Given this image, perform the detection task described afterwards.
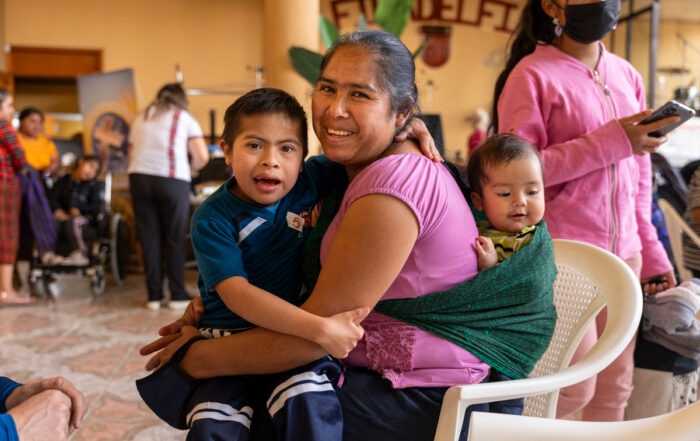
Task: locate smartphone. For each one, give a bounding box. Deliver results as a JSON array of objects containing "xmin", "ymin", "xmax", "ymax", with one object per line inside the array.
[{"xmin": 639, "ymin": 100, "xmax": 696, "ymax": 137}]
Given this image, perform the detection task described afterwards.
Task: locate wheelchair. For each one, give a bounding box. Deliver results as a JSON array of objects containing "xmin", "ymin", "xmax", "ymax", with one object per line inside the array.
[{"xmin": 29, "ymin": 173, "xmax": 132, "ymax": 297}]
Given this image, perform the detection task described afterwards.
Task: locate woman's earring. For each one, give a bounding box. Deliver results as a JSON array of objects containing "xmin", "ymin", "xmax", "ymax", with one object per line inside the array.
[{"xmin": 553, "ymin": 17, "xmax": 563, "ymax": 37}]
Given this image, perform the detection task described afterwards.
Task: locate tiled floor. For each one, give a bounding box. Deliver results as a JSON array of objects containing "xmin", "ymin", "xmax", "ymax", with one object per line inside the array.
[{"xmin": 0, "ymin": 269, "xmax": 195, "ymax": 440}]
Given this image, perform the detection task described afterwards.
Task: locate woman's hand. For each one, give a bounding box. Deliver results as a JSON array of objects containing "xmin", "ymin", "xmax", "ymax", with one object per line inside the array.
[
  {"xmin": 394, "ymin": 118, "xmax": 443, "ymax": 162},
  {"xmin": 618, "ymin": 110, "xmax": 679, "ymax": 156},
  {"xmin": 641, "ymin": 270, "xmax": 677, "ymax": 295}
]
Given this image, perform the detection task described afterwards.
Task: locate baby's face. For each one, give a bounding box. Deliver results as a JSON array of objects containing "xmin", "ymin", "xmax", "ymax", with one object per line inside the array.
[
  {"xmin": 225, "ymin": 113, "xmax": 304, "ymax": 207},
  {"xmin": 474, "ymin": 155, "xmax": 545, "ymax": 233}
]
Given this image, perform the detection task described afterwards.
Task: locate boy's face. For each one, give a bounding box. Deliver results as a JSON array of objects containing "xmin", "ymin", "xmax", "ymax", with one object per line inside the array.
[
  {"xmin": 76, "ymin": 160, "xmax": 99, "ymax": 181},
  {"xmin": 471, "ymin": 155, "xmax": 545, "ymax": 233},
  {"xmin": 223, "ymin": 113, "xmax": 304, "ymax": 207}
]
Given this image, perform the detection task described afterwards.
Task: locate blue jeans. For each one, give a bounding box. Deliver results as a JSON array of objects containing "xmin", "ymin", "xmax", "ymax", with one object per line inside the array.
[
  {"xmin": 336, "ymin": 367, "xmax": 489, "ymax": 441},
  {"xmin": 487, "ymin": 369, "xmax": 525, "ymax": 415}
]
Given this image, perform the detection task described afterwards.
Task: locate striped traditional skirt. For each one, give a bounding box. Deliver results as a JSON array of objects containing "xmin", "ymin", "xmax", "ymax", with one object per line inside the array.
[{"xmin": 0, "ymin": 177, "xmax": 21, "ymax": 264}]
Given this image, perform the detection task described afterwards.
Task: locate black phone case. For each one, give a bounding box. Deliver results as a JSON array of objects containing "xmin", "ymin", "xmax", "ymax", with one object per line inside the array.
[{"xmin": 641, "ymin": 100, "xmax": 696, "ymax": 137}]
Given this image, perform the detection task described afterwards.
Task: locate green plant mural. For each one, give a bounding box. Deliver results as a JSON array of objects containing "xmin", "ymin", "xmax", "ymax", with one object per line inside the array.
[{"xmin": 288, "ymin": 0, "xmax": 422, "ymax": 85}]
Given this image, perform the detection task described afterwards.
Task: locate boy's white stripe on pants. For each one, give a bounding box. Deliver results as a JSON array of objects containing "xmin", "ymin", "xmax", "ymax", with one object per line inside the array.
[
  {"xmin": 267, "ymin": 371, "xmax": 336, "ymax": 417},
  {"xmin": 186, "ymin": 402, "xmax": 253, "ymax": 428},
  {"xmin": 184, "ymin": 356, "xmax": 343, "ymax": 441}
]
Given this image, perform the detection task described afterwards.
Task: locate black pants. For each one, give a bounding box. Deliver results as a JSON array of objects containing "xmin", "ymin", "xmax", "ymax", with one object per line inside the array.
[{"xmin": 129, "ymin": 173, "xmax": 191, "ymax": 302}]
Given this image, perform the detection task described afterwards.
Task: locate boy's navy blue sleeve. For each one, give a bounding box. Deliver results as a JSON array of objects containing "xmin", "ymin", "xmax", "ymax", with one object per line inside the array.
[
  {"xmin": 0, "ymin": 377, "xmax": 21, "ymax": 441},
  {"xmin": 0, "ymin": 415, "xmax": 18, "ymax": 441},
  {"xmin": 0, "ymin": 377, "xmax": 20, "ymax": 413}
]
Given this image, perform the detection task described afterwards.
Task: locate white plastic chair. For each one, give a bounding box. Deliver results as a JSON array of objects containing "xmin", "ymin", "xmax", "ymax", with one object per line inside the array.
[
  {"xmin": 433, "ymin": 239, "xmax": 643, "ymax": 441},
  {"xmin": 467, "ymin": 399, "xmax": 700, "ymax": 441},
  {"xmin": 658, "ymin": 198, "xmax": 700, "ymax": 281}
]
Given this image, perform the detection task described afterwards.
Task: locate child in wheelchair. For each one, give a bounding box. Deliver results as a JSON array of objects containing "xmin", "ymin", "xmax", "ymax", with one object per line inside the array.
[{"xmin": 44, "ymin": 155, "xmax": 103, "ymax": 266}]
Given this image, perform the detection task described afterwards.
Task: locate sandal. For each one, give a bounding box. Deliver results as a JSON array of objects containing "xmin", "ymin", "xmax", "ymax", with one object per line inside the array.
[{"xmin": 0, "ymin": 291, "xmax": 36, "ymax": 306}]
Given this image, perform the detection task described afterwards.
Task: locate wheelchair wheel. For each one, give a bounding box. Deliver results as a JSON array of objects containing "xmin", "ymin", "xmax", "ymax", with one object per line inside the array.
[{"xmin": 109, "ymin": 213, "xmax": 131, "ymax": 285}]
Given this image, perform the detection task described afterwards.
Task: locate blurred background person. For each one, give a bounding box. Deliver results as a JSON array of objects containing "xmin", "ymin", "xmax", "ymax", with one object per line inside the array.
[
  {"xmin": 0, "ymin": 89, "xmax": 33, "ymax": 305},
  {"xmin": 127, "ymin": 82, "xmax": 209, "ymax": 310},
  {"xmin": 16, "ymin": 107, "xmax": 59, "ymax": 187}
]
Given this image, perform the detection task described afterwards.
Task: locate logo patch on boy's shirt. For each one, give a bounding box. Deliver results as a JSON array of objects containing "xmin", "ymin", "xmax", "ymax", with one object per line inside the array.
[{"xmin": 286, "ymin": 211, "xmax": 305, "ymax": 233}]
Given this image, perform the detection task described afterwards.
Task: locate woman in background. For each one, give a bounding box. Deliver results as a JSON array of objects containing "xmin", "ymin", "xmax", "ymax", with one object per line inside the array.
[
  {"xmin": 128, "ymin": 83, "xmax": 209, "ymax": 310},
  {"xmin": 0, "ymin": 89, "xmax": 33, "ymax": 305},
  {"xmin": 16, "ymin": 107, "xmax": 60, "ymax": 185}
]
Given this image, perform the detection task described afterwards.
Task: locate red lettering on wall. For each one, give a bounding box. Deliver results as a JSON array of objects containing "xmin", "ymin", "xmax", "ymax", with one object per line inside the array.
[{"xmin": 329, "ymin": 0, "xmax": 522, "ymax": 34}]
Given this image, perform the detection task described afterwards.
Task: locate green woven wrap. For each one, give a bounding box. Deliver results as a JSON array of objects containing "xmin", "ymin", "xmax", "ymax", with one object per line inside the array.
[
  {"xmin": 302, "ymin": 181, "xmax": 557, "ymax": 380},
  {"xmin": 374, "ymin": 221, "xmax": 557, "ymax": 380}
]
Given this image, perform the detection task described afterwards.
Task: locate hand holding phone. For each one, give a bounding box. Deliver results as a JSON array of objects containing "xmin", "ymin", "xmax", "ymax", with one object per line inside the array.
[{"xmin": 639, "ymin": 100, "xmax": 696, "ymax": 137}]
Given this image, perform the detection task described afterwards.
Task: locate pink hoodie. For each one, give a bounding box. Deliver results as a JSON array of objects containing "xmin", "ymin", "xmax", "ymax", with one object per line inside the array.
[{"xmin": 498, "ymin": 43, "xmax": 672, "ymax": 278}]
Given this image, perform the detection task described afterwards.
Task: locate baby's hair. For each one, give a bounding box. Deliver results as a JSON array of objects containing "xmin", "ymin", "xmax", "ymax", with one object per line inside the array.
[
  {"xmin": 221, "ymin": 87, "xmax": 308, "ymax": 158},
  {"xmin": 467, "ymin": 133, "xmax": 542, "ymax": 195}
]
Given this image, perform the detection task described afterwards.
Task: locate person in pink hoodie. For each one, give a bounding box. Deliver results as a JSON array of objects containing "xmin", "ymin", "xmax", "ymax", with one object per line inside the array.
[{"xmin": 492, "ymin": 0, "xmax": 678, "ymax": 423}]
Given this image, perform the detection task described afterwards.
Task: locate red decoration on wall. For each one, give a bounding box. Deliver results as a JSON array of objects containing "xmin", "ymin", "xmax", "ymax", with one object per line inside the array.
[
  {"xmin": 421, "ymin": 25, "xmax": 452, "ymax": 67},
  {"xmin": 329, "ymin": 0, "xmax": 521, "ymax": 34}
]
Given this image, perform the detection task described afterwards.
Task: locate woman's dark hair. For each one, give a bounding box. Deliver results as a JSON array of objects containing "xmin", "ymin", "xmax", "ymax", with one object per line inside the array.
[
  {"xmin": 146, "ymin": 82, "xmax": 188, "ymax": 120},
  {"xmin": 221, "ymin": 87, "xmax": 309, "ymax": 158},
  {"xmin": 491, "ymin": 0, "xmax": 557, "ymax": 132},
  {"xmin": 319, "ymin": 30, "xmax": 419, "ymax": 121},
  {"xmin": 467, "ymin": 133, "xmax": 542, "ymax": 196},
  {"xmin": 19, "ymin": 107, "xmax": 44, "ymax": 122}
]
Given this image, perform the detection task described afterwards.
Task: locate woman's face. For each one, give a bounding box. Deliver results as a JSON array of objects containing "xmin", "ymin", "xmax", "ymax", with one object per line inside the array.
[
  {"xmin": 0, "ymin": 95, "xmax": 15, "ymax": 122},
  {"xmin": 19, "ymin": 112, "xmax": 43, "ymax": 138},
  {"xmin": 312, "ymin": 46, "xmax": 407, "ymax": 176}
]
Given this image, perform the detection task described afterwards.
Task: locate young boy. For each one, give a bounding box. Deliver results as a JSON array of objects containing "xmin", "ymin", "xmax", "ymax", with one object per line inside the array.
[
  {"xmin": 184, "ymin": 88, "xmax": 366, "ymax": 440},
  {"xmin": 466, "ymin": 133, "xmax": 546, "ymax": 415}
]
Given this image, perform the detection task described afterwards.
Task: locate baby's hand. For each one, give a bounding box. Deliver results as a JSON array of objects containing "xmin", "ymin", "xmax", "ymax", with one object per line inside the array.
[
  {"xmin": 474, "ymin": 236, "xmax": 498, "ymax": 270},
  {"xmin": 317, "ymin": 307, "xmax": 369, "ymax": 359}
]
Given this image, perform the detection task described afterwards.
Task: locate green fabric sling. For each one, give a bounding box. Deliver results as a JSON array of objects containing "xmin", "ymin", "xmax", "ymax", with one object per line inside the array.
[
  {"xmin": 302, "ymin": 174, "xmax": 557, "ymax": 380},
  {"xmin": 374, "ymin": 221, "xmax": 557, "ymax": 380}
]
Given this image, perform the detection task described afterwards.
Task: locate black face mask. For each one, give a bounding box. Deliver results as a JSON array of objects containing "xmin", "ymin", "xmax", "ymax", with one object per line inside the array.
[{"xmin": 564, "ymin": 0, "xmax": 621, "ymax": 44}]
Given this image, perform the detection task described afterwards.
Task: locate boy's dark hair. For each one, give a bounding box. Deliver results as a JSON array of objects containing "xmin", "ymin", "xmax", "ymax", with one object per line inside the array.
[
  {"xmin": 467, "ymin": 133, "xmax": 542, "ymax": 196},
  {"xmin": 77, "ymin": 154, "xmax": 102, "ymax": 174},
  {"xmin": 221, "ymin": 88, "xmax": 308, "ymax": 158}
]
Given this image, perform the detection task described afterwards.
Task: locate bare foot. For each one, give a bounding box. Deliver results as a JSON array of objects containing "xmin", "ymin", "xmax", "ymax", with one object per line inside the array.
[{"xmin": 0, "ymin": 291, "xmax": 36, "ymax": 306}]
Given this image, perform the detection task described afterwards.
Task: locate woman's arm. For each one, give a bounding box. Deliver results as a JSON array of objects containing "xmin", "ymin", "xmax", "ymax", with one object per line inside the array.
[
  {"xmin": 152, "ymin": 193, "xmax": 419, "ymax": 378},
  {"xmin": 187, "ymin": 137, "xmax": 209, "ymax": 174}
]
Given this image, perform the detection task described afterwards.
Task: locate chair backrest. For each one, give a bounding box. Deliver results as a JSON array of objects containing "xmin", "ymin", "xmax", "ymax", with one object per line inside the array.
[
  {"xmin": 658, "ymin": 198, "xmax": 700, "ymax": 281},
  {"xmin": 434, "ymin": 239, "xmax": 642, "ymax": 441},
  {"xmin": 467, "ymin": 399, "xmax": 700, "ymax": 441}
]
